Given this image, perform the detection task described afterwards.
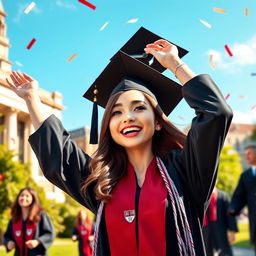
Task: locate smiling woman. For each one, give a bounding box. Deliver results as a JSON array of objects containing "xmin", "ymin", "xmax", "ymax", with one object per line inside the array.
[{"xmin": 5, "ymin": 27, "xmax": 233, "ymax": 256}]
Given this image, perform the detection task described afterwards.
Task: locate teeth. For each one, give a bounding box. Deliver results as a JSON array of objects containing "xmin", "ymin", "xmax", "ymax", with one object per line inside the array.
[{"xmin": 123, "ymin": 127, "xmax": 141, "ymax": 134}]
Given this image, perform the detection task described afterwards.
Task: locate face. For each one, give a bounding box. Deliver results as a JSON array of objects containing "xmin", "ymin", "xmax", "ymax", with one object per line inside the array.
[
  {"xmin": 79, "ymin": 210, "xmax": 87, "ymax": 220},
  {"xmin": 18, "ymin": 189, "xmax": 33, "ymax": 208},
  {"xmin": 109, "ymin": 90, "xmax": 161, "ymax": 151},
  {"xmin": 244, "ymin": 148, "xmax": 256, "ymax": 165}
]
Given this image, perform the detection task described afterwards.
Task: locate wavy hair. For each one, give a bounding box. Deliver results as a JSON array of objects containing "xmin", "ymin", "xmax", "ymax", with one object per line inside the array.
[
  {"xmin": 11, "ymin": 187, "xmax": 42, "ymax": 223},
  {"xmin": 82, "ymin": 91, "xmax": 186, "ymax": 202}
]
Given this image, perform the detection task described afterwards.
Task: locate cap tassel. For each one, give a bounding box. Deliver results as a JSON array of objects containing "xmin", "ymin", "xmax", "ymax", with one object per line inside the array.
[{"xmin": 90, "ymin": 87, "xmax": 98, "ymax": 144}]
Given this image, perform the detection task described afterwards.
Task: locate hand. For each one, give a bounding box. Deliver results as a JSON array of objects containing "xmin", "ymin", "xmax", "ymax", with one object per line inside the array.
[
  {"xmin": 72, "ymin": 235, "xmax": 78, "ymax": 241},
  {"xmin": 6, "ymin": 71, "xmax": 39, "ymax": 100},
  {"xmin": 228, "ymin": 231, "xmax": 236, "ymax": 244},
  {"xmin": 88, "ymin": 235, "xmax": 94, "ymax": 241},
  {"xmin": 144, "ymin": 39, "xmax": 181, "ymax": 71},
  {"xmin": 7, "ymin": 241, "xmax": 16, "ymax": 250},
  {"xmin": 25, "ymin": 239, "xmax": 40, "ymax": 249}
]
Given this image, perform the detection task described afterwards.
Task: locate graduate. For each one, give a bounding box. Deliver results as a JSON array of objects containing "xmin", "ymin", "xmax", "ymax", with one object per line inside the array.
[
  {"xmin": 6, "ymin": 27, "xmax": 233, "ymax": 256},
  {"xmin": 72, "ymin": 210, "xmax": 94, "ymax": 256},
  {"xmin": 4, "ymin": 187, "xmax": 55, "ymax": 256}
]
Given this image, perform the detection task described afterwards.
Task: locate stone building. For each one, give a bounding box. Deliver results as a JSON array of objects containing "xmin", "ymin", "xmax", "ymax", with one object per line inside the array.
[{"xmin": 0, "ymin": 0, "xmax": 65, "ymax": 202}]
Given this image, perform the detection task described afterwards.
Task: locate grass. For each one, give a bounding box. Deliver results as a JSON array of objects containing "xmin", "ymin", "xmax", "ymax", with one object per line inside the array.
[
  {"xmin": 0, "ymin": 224, "xmax": 253, "ymax": 255},
  {"xmin": 0, "ymin": 238, "xmax": 78, "ymax": 256}
]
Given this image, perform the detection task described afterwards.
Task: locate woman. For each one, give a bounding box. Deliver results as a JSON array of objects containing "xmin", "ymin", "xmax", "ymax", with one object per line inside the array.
[
  {"xmin": 4, "ymin": 187, "xmax": 55, "ymax": 256},
  {"xmin": 72, "ymin": 210, "xmax": 94, "ymax": 256},
  {"xmin": 6, "ymin": 38, "xmax": 233, "ymax": 255}
]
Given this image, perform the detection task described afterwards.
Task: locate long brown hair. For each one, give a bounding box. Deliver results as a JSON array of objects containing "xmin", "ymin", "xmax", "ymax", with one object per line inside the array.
[
  {"xmin": 82, "ymin": 91, "xmax": 186, "ymax": 202},
  {"xmin": 11, "ymin": 187, "xmax": 42, "ymax": 223},
  {"xmin": 75, "ymin": 210, "xmax": 91, "ymax": 227}
]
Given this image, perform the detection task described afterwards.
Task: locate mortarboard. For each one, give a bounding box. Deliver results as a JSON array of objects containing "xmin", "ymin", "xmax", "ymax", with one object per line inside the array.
[
  {"xmin": 113, "ymin": 27, "xmax": 188, "ymax": 73},
  {"xmin": 84, "ymin": 27, "xmax": 188, "ymax": 144}
]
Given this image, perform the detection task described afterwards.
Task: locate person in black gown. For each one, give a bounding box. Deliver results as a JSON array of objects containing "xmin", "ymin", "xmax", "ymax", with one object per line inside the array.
[{"xmin": 5, "ymin": 28, "xmax": 233, "ymax": 256}]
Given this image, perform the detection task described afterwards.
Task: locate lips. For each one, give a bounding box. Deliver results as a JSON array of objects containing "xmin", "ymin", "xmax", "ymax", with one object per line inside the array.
[{"xmin": 121, "ymin": 125, "xmax": 142, "ymax": 137}]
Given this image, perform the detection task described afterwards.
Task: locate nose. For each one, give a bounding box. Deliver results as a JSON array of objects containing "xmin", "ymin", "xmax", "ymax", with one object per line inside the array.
[{"xmin": 123, "ymin": 111, "xmax": 135, "ymax": 123}]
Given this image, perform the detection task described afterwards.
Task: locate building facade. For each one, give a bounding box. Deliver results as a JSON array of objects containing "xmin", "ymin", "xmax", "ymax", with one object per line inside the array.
[{"xmin": 0, "ymin": 0, "xmax": 65, "ymax": 202}]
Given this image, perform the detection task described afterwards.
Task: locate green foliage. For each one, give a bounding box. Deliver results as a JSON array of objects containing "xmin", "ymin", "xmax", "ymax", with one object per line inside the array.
[
  {"xmin": 216, "ymin": 145, "xmax": 243, "ymax": 196},
  {"xmin": 250, "ymin": 125, "xmax": 256, "ymax": 141},
  {"xmin": 0, "ymin": 144, "xmax": 30, "ymax": 231}
]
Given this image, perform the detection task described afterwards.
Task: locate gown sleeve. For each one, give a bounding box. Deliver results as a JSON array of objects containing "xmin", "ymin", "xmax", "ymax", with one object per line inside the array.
[
  {"xmin": 3, "ymin": 220, "xmax": 15, "ymax": 252},
  {"xmin": 174, "ymin": 74, "xmax": 233, "ymax": 215},
  {"xmin": 28, "ymin": 115, "xmax": 98, "ymax": 213},
  {"xmin": 37, "ymin": 211, "xmax": 56, "ymax": 250}
]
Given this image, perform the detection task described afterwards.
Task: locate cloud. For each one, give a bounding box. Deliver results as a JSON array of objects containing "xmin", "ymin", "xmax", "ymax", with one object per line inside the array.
[
  {"xmin": 207, "ymin": 34, "xmax": 256, "ymax": 72},
  {"xmin": 55, "ymin": 0, "xmax": 76, "ymax": 10},
  {"xmin": 232, "ymin": 110, "xmax": 256, "ymax": 124},
  {"xmin": 13, "ymin": 2, "xmax": 41, "ymax": 23}
]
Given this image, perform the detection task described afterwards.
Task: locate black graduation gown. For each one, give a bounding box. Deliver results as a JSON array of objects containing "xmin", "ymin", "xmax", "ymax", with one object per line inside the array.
[
  {"xmin": 229, "ymin": 167, "xmax": 256, "ymax": 244},
  {"xmin": 28, "ymin": 74, "xmax": 233, "ymax": 256},
  {"xmin": 4, "ymin": 211, "xmax": 55, "ymax": 256},
  {"xmin": 203, "ymin": 190, "xmax": 238, "ymax": 256}
]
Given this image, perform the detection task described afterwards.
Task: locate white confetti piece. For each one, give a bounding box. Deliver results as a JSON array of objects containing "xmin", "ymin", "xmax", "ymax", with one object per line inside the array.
[
  {"xmin": 15, "ymin": 61, "xmax": 23, "ymax": 67},
  {"xmin": 126, "ymin": 18, "xmax": 139, "ymax": 24},
  {"xmin": 99, "ymin": 22, "xmax": 109, "ymax": 31},
  {"xmin": 199, "ymin": 19, "xmax": 212, "ymax": 28},
  {"xmin": 24, "ymin": 2, "xmax": 36, "ymax": 14}
]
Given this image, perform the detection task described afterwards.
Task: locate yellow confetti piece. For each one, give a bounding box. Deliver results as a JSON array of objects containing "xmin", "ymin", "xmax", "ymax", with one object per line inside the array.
[
  {"xmin": 24, "ymin": 2, "xmax": 36, "ymax": 14},
  {"xmin": 245, "ymin": 8, "xmax": 249, "ymax": 16},
  {"xmin": 67, "ymin": 53, "xmax": 77, "ymax": 62},
  {"xmin": 213, "ymin": 7, "xmax": 226, "ymax": 14},
  {"xmin": 209, "ymin": 55, "xmax": 216, "ymax": 70}
]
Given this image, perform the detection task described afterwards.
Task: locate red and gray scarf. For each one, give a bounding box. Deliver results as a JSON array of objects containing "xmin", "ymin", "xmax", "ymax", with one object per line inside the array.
[{"xmin": 93, "ymin": 157, "xmax": 196, "ymax": 256}]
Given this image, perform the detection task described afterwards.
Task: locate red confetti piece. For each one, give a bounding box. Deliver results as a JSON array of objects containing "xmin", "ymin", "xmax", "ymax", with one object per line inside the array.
[
  {"xmin": 224, "ymin": 45, "xmax": 233, "ymax": 57},
  {"xmin": 0, "ymin": 173, "xmax": 5, "ymax": 181},
  {"xmin": 78, "ymin": 0, "xmax": 96, "ymax": 10},
  {"xmin": 26, "ymin": 38, "xmax": 36, "ymax": 49},
  {"xmin": 225, "ymin": 93, "xmax": 230, "ymax": 100}
]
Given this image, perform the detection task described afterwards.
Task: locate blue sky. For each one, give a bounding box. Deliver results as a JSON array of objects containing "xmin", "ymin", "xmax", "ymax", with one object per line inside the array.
[{"xmin": 3, "ymin": 0, "xmax": 256, "ymax": 131}]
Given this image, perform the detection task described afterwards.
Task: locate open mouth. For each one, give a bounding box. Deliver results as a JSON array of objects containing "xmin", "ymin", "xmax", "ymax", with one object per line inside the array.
[{"xmin": 121, "ymin": 126, "xmax": 142, "ymax": 136}]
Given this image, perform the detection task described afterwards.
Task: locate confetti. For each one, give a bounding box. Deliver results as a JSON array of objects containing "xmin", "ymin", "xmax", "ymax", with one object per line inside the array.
[
  {"xmin": 245, "ymin": 8, "xmax": 249, "ymax": 17},
  {"xmin": 251, "ymin": 73, "xmax": 256, "ymax": 76},
  {"xmin": 15, "ymin": 61, "xmax": 23, "ymax": 67},
  {"xmin": 67, "ymin": 53, "xmax": 77, "ymax": 62},
  {"xmin": 225, "ymin": 93, "xmax": 230, "ymax": 100},
  {"xmin": 239, "ymin": 95, "xmax": 248, "ymax": 100},
  {"xmin": 209, "ymin": 55, "xmax": 215, "ymax": 70},
  {"xmin": 100, "ymin": 22, "xmax": 109, "ymax": 31},
  {"xmin": 126, "ymin": 18, "xmax": 139, "ymax": 24},
  {"xmin": 26, "ymin": 38, "xmax": 36, "ymax": 50},
  {"xmin": 213, "ymin": 8, "xmax": 226, "ymax": 14},
  {"xmin": 78, "ymin": 0, "xmax": 96, "ymax": 10},
  {"xmin": 199, "ymin": 19, "xmax": 212, "ymax": 28},
  {"xmin": 251, "ymin": 105, "xmax": 256, "ymax": 110},
  {"xmin": 224, "ymin": 44, "xmax": 233, "ymax": 57},
  {"xmin": 24, "ymin": 2, "xmax": 36, "ymax": 14}
]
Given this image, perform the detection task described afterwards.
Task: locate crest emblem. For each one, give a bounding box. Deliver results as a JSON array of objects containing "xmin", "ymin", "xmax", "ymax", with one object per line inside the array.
[
  {"xmin": 124, "ymin": 209, "xmax": 135, "ymax": 223},
  {"xmin": 15, "ymin": 231, "xmax": 21, "ymax": 237},
  {"xmin": 26, "ymin": 229, "xmax": 32, "ymax": 236},
  {"xmin": 81, "ymin": 230, "xmax": 87, "ymax": 236}
]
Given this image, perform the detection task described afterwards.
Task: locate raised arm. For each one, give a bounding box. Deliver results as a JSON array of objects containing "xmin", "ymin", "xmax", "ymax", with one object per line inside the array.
[{"xmin": 6, "ymin": 71, "xmax": 49, "ymax": 130}]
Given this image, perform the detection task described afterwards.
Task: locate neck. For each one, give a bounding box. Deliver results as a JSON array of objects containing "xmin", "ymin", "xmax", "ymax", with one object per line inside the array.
[
  {"xmin": 21, "ymin": 207, "xmax": 30, "ymax": 221},
  {"xmin": 126, "ymin": 146, "xmax": 154, "ymax": 187}
]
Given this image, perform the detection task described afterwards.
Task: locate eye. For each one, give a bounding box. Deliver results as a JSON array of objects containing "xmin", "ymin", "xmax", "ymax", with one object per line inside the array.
[
  {"xmin": 111, "ymin": 110, "xmax": 122, "ymax": 116},
  {"xmin": 134, "ymin": 105, "xmax": 146, "ymax": 111}
]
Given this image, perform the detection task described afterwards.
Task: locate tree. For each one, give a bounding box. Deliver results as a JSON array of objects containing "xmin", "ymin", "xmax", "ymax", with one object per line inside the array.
[
  {"xmin": 216, "ymin": 145, "xmax": 243, "ymax": 196},
  {"xmin": 250, "ymin": 125, "xmax": 256, "ymax": 141}
]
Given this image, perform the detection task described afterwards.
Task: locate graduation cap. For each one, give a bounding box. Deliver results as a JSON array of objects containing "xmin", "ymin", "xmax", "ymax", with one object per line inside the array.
[
  {"xmin": 113, "ymin": 27, "xmax": 188, "ymax": 73},
  {"xmin": 84, "ymin": 27, "xmax": 188, "ymax": 144}
]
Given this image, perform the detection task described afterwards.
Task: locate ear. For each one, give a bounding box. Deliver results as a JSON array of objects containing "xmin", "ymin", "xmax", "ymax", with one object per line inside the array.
[{"xmin": 155, "ymin": 121, "xmax": 162, "ymax": 131}]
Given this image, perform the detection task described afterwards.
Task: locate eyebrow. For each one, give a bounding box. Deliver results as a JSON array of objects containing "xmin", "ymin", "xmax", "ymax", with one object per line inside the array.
[{"xmin": 113, "ymin": 100, "xmax": 148, "ymax": 108}]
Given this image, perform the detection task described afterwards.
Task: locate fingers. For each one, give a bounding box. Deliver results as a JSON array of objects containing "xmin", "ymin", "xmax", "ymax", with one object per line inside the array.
[
  {"xmin": 150, "ymin": 39, "xmax": 170, "ymax": 48},
  {"xmin": 6, "ymin": 77, "xmax": 17, "ymax": 90},
  {"xmin": 23, "ymin": 73, "xmax": 34, "ymax": 82}
]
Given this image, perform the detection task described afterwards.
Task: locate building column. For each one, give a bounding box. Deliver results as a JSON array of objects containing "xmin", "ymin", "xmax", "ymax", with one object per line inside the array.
[{"xmin": 4, "ymin": 107, "xmax": 17, "ymax": 151}]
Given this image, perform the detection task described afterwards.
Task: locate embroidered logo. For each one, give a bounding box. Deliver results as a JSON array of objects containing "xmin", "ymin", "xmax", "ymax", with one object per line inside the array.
[
  {"xmin": 26, "ymin": 229, "xmax": 32, "ymax": 236},
  {"xmin": 124, "ymin": 210, "xmax": 135, "ymax": 223},
  {"xmin": 81, "ymin": 230, "xmax": 87, "ymax": 236},
  {"xmin": 15, "ymin": 231, "xmax": 21, "ymax": 237}
]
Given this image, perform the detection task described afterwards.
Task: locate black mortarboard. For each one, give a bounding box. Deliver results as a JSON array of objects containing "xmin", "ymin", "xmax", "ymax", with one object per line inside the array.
[
  {"xmin": 112, "ymin": 27, "xmax": 188, "ymax": 73},
  {"xmin": 84, "ymin": 51, "xmax": 184, "ymax": 144}
]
